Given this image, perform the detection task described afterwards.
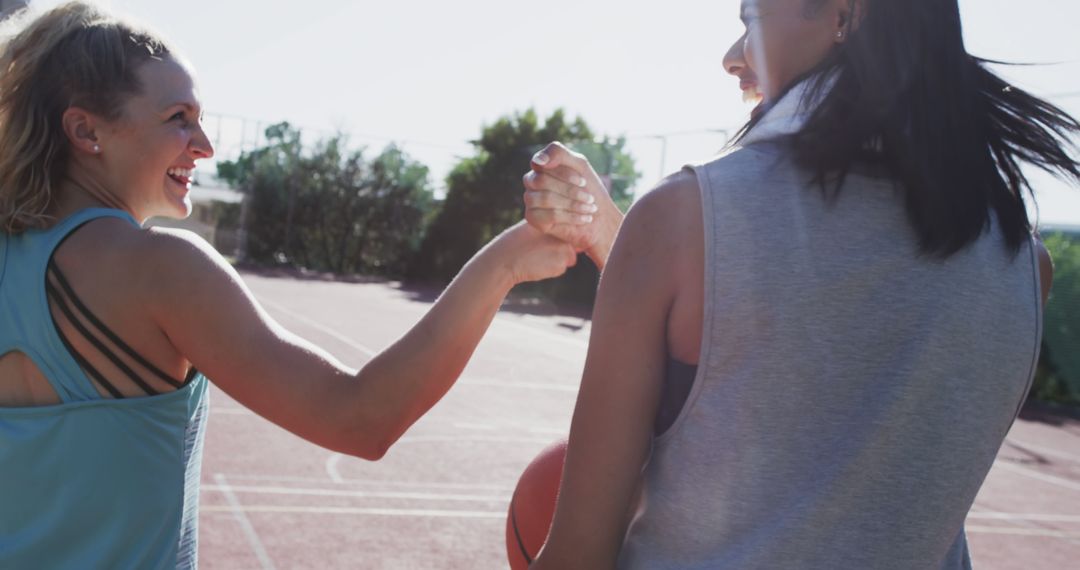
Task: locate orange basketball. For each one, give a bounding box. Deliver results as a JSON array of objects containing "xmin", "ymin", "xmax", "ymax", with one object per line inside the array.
[{"xmin": 505, "ymin": 438, "xmax": 567, "ymax": 569}]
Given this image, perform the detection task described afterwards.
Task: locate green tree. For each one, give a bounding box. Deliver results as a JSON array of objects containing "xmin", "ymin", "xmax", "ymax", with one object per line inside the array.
[
  {"xmin": 218, "ymin": 123, "xmax": 434, "ymax": 276},
  {"xmin": 1035, "ymin": 233, "xmax": 1080, "ymax": 405},
  {"xmin": 410, "ymin": 109, "xmax": 639, "ymax": 307}
]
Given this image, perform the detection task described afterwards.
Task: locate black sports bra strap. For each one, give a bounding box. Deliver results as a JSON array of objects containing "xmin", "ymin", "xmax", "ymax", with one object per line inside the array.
[
  {"xmin": 48, "ymin": 259, "xmax": 183, "ymax": 389},
  {"xmin": 45, "ymin": 285, "xmax": 125, "ymax": 399},
  {"xmin": 46, "ymin": 273, "xmax": 161, "ymax": 397}
]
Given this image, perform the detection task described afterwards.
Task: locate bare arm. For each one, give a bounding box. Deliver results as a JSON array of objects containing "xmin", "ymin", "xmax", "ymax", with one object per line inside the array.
[
  {"xmin": 531, "ymin": 177, "xmax": 698, "ymax": 569},
  {"xmin": 146, "ymin": 222, "xmax": 576, "ymax": 460}
]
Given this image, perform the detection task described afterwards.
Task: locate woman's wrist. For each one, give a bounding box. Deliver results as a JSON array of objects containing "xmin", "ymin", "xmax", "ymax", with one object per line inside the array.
[
  {"xmin": 471, "ymin": 235, "xmax": 521, "ymax": 291},
  {"xmin": 587, "ymin": 202, "xmax": 624, "ymax": 270}
]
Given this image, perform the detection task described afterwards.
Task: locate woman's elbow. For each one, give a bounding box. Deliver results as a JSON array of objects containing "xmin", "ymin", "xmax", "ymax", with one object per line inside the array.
[{"xmin": 332, "ymin": 410, "xmax": 408, "ymax": 461}]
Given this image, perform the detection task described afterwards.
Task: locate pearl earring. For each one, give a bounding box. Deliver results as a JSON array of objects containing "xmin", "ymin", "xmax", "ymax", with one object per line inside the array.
[
  {"xmin": 837, "ymin": 31, "xmax": 844, "ymax": 40},
  {"xmin": 92, "ymin": 144, "xmax": 100, "ymax": 153}
]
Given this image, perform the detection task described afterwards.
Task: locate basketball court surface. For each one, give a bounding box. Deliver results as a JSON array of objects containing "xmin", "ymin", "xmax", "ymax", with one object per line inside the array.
[{"xmin": 197, "ymin": 271, "xmax": 1080, "ymax": 569}]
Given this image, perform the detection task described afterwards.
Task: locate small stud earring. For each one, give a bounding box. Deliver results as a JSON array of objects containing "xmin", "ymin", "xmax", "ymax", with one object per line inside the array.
[
  {"xmin": 92, "ymin": 144, "xmax": 100, "ymax": 153},
  {"xmin": 837, "ymin": 31, "xmax": 844, "ymax": 40}
]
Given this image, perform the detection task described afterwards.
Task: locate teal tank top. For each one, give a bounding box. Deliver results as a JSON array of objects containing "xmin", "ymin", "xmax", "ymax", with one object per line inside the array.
[{"xmin": 0, "ymin": 208, "xmax": 209, "ymax": 569}]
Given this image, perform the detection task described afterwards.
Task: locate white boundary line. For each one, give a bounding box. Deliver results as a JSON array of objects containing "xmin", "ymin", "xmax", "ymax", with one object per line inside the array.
[
  {"xmin": 1007, "ymin": 438, "xmax": 1080, "ymax": 465},
  {"xmin": 260, "ymin": 298, "xmax": 378, "ymax": 357},
  {"xmin": 396, "ymin": 435, "xmax": 557, "ymax": 445},
  {"xmin": 966, "ymin": 525, "xmax": 1080, "ymax": 539},
  {"xmin": 214, "ymin": 473, "xmax": 277, "ymax": 570},
  {"xmin": 202, "ymin": 505, "xmax": 504, "ymax": 519},
  {"xmin": 459, "ymin": 378, "xmax": 578, "ymax": 393},
  {"xmin": 221, "ymin": 473, "xmax": 515, "ymax": 491},
  {"xmin": 968, "ymin": 512, "xmax": 1080, "ymax": 523},
  {"xmin": 492, "ymin": 315, "xmax": 590, "ymax": 350},
  {"xmin": 202, "ymin": 483, "xmax": 509, "ymax": 503},
  {"xmin": 993, "ymin": 460, "xmax": 1080, "ymax": 493},
  {"xmin": 325, "ymin": 454, "xmax": 345, "ymax": 484},
  {"xmin": 262, "ymin": 297, "xmax": 590, "ymax": 358}
]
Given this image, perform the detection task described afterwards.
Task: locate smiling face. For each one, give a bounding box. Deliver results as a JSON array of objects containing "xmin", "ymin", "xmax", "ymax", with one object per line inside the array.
[
  {"xmin": 723, "ymin": 0, "xmax": 846, "ymax": 105},
  {"xmin": 95, "ymin": 56, "xmax": 214, "ymax": 221}
]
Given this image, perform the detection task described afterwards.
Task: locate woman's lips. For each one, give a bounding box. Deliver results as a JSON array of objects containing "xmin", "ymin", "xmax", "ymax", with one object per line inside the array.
[
  {"xmin": 740, "ymin": 80, "xmax": 763, "ymax": 104},
  {"xmin": 740, "ymin": 80, "xmax": 758, "ymax": 91}
]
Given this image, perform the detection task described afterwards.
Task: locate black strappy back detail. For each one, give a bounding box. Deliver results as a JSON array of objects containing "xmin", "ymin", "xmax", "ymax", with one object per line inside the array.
[{"xmin": 45, "ymin": 258, "xmax": 195, "ymax": 399}]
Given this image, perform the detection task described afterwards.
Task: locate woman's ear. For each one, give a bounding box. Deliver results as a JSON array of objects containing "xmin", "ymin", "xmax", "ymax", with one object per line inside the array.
[
  {"xmin": 836, "ymin": 0, "xmax": 866, "ymax": 37},
  {"xmin": 61, "ymin": 107, "xmax": 103, "ymax": 155}
]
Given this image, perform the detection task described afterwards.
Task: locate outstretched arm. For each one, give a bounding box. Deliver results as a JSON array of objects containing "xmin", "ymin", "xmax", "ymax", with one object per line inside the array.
[{"xmin": 147, "ymin": 222, "xmax": 576, "ymax": 459}]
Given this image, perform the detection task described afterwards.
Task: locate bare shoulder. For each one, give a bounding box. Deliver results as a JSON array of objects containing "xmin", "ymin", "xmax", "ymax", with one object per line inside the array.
[
  {"xmin": 631, "ymin": 169, "xmax": 701, "ymax": 219},
  {"xmin": 125, "ymin": 225, "xmax": 243, "ymax": 312},
  {"xmin": 58, "ymin": 218, "xmax": 224, "ymax": 276},
  {"xmin": 614, "ymin": 169, "xmax": 703, "ymax": 277},
  {"xmin": 621, "ymin": 169, "xmax": 701, "ymax": 247},
  {"xmin": 137, "ymin": 226, "xmax": 229, "ymax": 272}
]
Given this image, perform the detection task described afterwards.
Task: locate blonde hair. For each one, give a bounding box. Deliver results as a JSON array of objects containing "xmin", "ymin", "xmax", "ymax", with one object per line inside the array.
[{"xmin": 0, "ymin": 1, "xmax": 171, "ymax": 233}]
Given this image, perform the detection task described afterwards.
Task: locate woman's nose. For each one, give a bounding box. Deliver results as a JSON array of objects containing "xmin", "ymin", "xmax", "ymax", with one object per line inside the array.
[
  {"xmin": 190, "ymin": 125, "xmax": 215, "ymax": 160},
  {"xmin": 723, "ymin": 34, "xmax": 747, "ymax": 76}
]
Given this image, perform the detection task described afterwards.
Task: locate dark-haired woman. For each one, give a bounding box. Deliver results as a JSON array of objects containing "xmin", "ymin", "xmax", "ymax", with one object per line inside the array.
[
  {"xmin": 522, "ymin": 0, "xmax": 1077, "ymax": 567},
  {"xmin": 0, "ymin": 3, "xmax": 580, "ymax": 567}
]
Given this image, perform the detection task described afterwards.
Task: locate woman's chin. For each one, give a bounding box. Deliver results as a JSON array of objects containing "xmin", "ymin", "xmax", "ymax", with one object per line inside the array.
[
  {"xmin": 155, "ymin": 197, "xmax": 193, "ymax": 221},
  {"xmin": 742, "ymin": 89, "xmax": 764, "ymax": 105}
]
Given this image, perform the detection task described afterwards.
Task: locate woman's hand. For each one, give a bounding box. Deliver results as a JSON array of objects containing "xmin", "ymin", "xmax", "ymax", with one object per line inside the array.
[
  {"xmin": 485, "ymin": 220, "xmax": 579, "ymax": 286},
  {"xmin": 523, "ymin": 142, "xmax": 625, "ymax": 270}
]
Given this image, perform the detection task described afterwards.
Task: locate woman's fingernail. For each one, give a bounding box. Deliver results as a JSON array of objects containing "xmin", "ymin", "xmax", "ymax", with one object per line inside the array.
[
  {"xmin": 579, "ymin": 215, "xmax": 594, "ymax": 224},
  {"xmin": 579, "ymin": 203, "xmax": 599, "ymax": 214},
  {"xmin": 578, "ymin": 191, "xmax": 595, "ymax": 204},
  {"xmin": 533, "ymin": 152, "xmax": 550, "ymax": 165},
  {"xmin": 572, "ymin": 175, "xmax": 587, "ymax": 187}
]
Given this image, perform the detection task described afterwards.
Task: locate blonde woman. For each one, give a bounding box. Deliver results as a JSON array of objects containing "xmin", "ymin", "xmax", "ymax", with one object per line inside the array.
[{"xmin": 0, "ymin": 3, "xmax": 578, "ymax": 567}]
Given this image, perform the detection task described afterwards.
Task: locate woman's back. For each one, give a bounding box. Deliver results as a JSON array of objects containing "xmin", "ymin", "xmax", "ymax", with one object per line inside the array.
[
  {"xmin": 618, "ymin": 142, "xmax": 1042, "ymax": 569},
  {"xmin": 0, "ymin": 209, "xmax": 208, "ymax": 569}
]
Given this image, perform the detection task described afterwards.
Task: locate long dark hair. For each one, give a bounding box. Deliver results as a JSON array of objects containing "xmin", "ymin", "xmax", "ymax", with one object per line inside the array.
[{"xmin": 738, "ymin": 0, "xmax": 1080, "ymax": 258}]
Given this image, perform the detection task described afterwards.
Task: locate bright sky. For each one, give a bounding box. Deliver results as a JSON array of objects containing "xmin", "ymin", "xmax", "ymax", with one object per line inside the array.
[{"xmin": 30, "ymin": 0, "xmax": 1080, "ymax": 227}]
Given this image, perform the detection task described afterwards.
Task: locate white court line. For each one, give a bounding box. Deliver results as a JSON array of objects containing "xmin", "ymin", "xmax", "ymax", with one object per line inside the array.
[
  {"xmin": 261, "ymin": 300, "xmax": 581, "ymax": 393},
  {"xmin": 493, "ymin": 315, "xmax": 589, "ymax": 350},
  {"xmin": 326, "ymin": 436, "xmax": 554, "ymax": 482},
  {"xmin": 1007, "ymin": 438, "xmax": 1080, "ymax": 465},
  {"xmin": 260, "ymin": 298, "xmax": 378, "ymax": 357},
  {"xmin": 202, "ymin": 483, "xmax": 509, "ymax": 503},
  {"xmin": 325, "ymin": 454, "xmax": 345, "ymax": 484},
  {"xmin": 222, "ymin": 473, "xmax": 514, "ymax": 492},
  {"xmin": 450, "ymin": 422, "xmax": 565, "ymax": 435},
  {"xmin": 263, "ymin": 297, "xmax": 588, "ymax": 357},
  {"xmin": 454, "ymin": 422, "xmax": 497, "ymax": 431},
  {"xmin": 214, "ymin": 474, "xmax": 276, "ymax": 570},
  {"xmin": 968, "ymin": 513, "xmax": 1080, "ymax": 523},
  {"xmin": 212, "ymin": 407, "xmax": 253, "ymax": 416},
  {"xmin": 966, "ymin": 525, "xmax": 1080, "ymax": 539},
  {"xmin": 993, "ymin": 460, "xmax": 1080, "ymax": 493},
  {"xmin": 202, "ymin": 505, "xmax": 504, "ymax": 519},
  {"xmin": 398, "ymin": 435, "xmax": 556, "ymax": 445},
  {"xmin": 459, "ymin": 378, "xmax": 578, "ymax": 393}
]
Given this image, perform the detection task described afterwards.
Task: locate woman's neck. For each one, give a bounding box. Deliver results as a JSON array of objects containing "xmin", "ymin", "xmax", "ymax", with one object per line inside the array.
[{"xmin": 49, "ymin": 173, "xmax": 134, "ymax": 225}]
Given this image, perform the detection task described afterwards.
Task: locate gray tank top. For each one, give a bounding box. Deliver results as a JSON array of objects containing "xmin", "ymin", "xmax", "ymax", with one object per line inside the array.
[{"xmin": 617, "ymin": 141, "xmax": 1042, "ymax": 569}]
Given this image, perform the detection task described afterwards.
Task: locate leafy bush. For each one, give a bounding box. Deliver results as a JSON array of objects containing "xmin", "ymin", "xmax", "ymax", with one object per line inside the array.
[
  {"xmin": 1033, "ymin": 232, "xmax": 1080, "ymax": 406},
  {"xmin": 217, "ymin": 123, "xmax": 434, "ymax": 276},
  {"xmin": 408, "ymin": 109, "xmax": 639, "ymax": 308}
]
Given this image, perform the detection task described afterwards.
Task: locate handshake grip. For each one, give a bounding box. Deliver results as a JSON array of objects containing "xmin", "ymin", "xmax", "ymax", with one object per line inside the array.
[{"xmin": 522, "ymin": 142, "xmax": 623, "ymax": 270}]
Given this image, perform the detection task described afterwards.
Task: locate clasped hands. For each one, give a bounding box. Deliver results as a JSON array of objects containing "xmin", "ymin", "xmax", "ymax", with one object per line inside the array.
[
  {"xmin": 522, "ymin": 142, "xmax": 624, "ymax": 271},
  {"xmin": 491, "ymin": 141, "xmax": 623, "ymax": 286}
]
